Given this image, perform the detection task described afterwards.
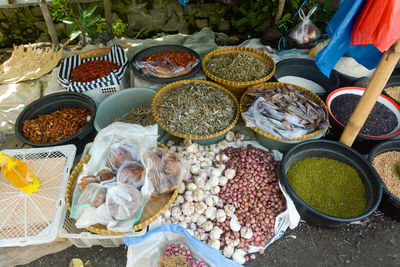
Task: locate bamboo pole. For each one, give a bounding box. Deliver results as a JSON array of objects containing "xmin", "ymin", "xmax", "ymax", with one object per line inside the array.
[
  {"xmin": 275, "ymin": 0, "xmax": 286, "ymax": 23},
  {"xmin": 38, "ymin": 0, "xmax": 59, "ymax": 48},
  {"xmin": 339, "ymin": 39, "xmax": 400, "ymax": 146}
]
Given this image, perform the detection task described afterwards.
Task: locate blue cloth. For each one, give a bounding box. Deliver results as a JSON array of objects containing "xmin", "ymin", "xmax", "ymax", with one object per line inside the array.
[
  {"xmin": 124, "ymin": 224, "xmax": 244, "ymax": 267},
  {"xmin": 316, "ymin": 0, "xmax": 383, "ymax": 77}
]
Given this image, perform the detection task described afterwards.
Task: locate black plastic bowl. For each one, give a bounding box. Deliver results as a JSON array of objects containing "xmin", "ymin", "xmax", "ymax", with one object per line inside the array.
[
  {"xmin": 279, "ymin": 140, "xmax": 382, "ymax": 227},
  {"xmin": 15, "ymin": 92, "xmax": 96, "ymax": 147},
  {"xmin": 131, "ymin": 45, "xmax": 201, "ymax": 83},
  {"xmin": 274, "ymin": 58, "xmax": 340, "ymax": 97},
  {"xmin": 369, "ymin": 140, "xmax": 400, "ymax": 210}
]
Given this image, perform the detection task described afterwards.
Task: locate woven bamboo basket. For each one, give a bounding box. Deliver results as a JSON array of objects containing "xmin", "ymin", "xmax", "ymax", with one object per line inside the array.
[
  {"xmin": 202, "ymin": 47, "xmax": 276, "ymax": 99},
  {"xmin": 79, "ymin": 44, "xmax": 131, "ymax": 59},
  {"xmin": 240, "ymin": 82, "xmax": 329, "ymax": 149},
  {"xmin": 65, "ymin": 143, "xmax": 179, "ymax": 235},
  {"xmin": 152, "ymin": 79, "xmax": 240, "ymax": 145}
]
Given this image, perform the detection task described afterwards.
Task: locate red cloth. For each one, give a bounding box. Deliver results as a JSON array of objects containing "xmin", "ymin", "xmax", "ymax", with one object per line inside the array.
[{"xmin": 351, "ymin": 0, "xmax": 400, "ymax": 52}]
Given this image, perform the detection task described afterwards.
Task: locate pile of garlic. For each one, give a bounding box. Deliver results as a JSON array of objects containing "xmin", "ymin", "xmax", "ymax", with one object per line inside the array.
[{"xmin": 162, "ymin": 132, "xmax": 249, "ymax": 264}]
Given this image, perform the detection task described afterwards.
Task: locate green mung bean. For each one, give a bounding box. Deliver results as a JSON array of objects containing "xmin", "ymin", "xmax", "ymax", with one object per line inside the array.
[{"xmin": 287, "ymin": 157, "xmax": 366, "ymax": 218}]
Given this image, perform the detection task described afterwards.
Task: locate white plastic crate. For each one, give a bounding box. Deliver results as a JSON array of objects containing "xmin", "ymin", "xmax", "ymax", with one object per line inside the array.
[
  {"xmin": 59, "ymin": 142, "xmax": 162, "ymax": 248},
  {"xmin": 0, "ymin": 145, "xmax": 76, "ymax": 247},
  {"xmin": 82, "ymin": 68, "xmax": 130, "ymax": 106}
]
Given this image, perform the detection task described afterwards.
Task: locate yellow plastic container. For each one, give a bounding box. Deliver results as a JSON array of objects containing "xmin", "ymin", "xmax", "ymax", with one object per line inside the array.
[{"xmin": 0, "ymin": 152, "xmax": 40, "ymax": 194}]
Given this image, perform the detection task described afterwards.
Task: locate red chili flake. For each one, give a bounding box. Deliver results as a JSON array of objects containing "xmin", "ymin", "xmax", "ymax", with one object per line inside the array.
[
  {"xmin": 70, "ymin": 60, "xmax": 121, "ymax": 82},
  {"xmin": 141, "ymin": 51, "xmax": 196, "ymax": 70}
]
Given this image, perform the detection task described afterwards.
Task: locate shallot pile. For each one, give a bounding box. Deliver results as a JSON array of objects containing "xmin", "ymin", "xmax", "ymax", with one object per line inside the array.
[
  {"xmin": 162, "ymin": 131, "xmax": 287, "ymax": 264},
  {"xmin": 158, "ymin": 244, "xmax": 207, "ymax": 267}
]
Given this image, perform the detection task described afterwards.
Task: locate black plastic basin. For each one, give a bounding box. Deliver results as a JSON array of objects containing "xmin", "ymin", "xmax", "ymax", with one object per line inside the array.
[
  {"xmin": 279, "ymin": 140, "xmax": 382, "ymax": 228},
  {"xmin": 369, "ymin": 140, "xmax": 400, "ymax": 212},
  {"xmin": 15, "ymin": 91, "xmax": 96, "ymax": 147},
  {"xmin": 131, "ymin": 45, "xmax": 201, "ymax": 84},
  {"xmin": 274, "ymin": 58, "xmax": 340, "ymax": 97}
]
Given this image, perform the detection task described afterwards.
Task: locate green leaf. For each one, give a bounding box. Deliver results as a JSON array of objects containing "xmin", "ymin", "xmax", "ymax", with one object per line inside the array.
[
  {"xmin": 69, "ymin": 30, "xmax": 82, "ymax": 41},
  {"xmin": 262, "ymin": 5, "xmax": 269, "ymax": 12},
  {"xmin": 61, "ymin": 18, "xmax": 75, "ymax": 24},
  {"xmin": 83, "ymin": 5, "xmax": 97, "ymax": 18},
  {"xmin": 290, "ymin": 0, "xmax": 298, "ymax": 9},
  {"xmin": 281, "ymin": 13, "xmax": 292, "ymax": 22},
  {"xmin": 67, "ymin": 23, "xmax": 78, "ymax": 36},
  {"xmin": 236, "ymin": 17, "xmax": 249, "ymax": 27},
  {"xmin": 238, "ymin": 7, "xmax": 248, "ymax": 16},
  {"xmin": 251, "ymin": 20, "xmax": 258, "ymax": 27},
  {"xmin": 85, "ymin": 17, "xmax": 98, "ymax": 27}
]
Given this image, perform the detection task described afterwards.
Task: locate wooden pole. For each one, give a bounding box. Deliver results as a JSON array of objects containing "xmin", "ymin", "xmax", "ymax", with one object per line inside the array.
[
  {"xmin": 38, "ymin": 0, "xmax": 59, "ymax": 48},
  {"xmin": 339, "ymin": 39, "xmax": 400, "ymax": 146},
  {"xmin": 103, "ymin": 0, "xmax": 113, "ymax": 33},
  {"xmin": 275, "ymin": 0, "xmax": 286, "ymax": 23}
]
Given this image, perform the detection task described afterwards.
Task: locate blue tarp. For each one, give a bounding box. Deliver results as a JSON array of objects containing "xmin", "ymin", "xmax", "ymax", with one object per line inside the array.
[{"xmin": 316, "ymin": 0, "xmax": 383, "ymax": 77}]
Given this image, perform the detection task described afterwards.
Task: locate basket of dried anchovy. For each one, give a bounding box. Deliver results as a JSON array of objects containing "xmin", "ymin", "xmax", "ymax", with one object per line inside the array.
[
  {"xmin": 240, "ymin": 82, "xmax": 330, "ymax": 152},
  {"xmin": 202, "ymin": 47, "xmax": 275, "ymax": 98},
  {"xmin": 152, "ymin": 79, "xmax": 239, "ymax": 145}
]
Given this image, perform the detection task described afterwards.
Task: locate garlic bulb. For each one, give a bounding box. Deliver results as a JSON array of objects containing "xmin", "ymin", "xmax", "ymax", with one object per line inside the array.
[
  {"xmin": 210, "ymin": 168, "xmax": 222, "ymax": 177},
  {"xmin": 233, "ymin": 238, "xmax": 240, "ymax": 247},
  {"xmin": 178, "ymin": 221, "xmax": 187, "ymax": 229},
  {"xmin": 194, "ymin": 176, "xmax": 206, "ymax": 189},
  {"xmin": 217, "ymin": 164, "xmax": 226, "ymax": 172},
  {"xmin": 225, "ymin": 168, "xmax": 236, "ymax": 179},
  {"xmin": 216, "ymin": 198, "xmax": 224, "ymax": 208},
  {"xmin": 190, "ymin": 223, "xmax": 197, "ymax": 231},
  {"xmin": 224, "ymin": 205, "xmax": 235, "ymax": 217},
  {"xmin": 201, "ymin": 221, "xmax": 213, "ymax": 232},
  {"xmin": 208, "ymin": 239, "xmax": 220, "ymax": 250},
  {"xmin": 187, "ymin": 229, "xmax": 195, "ymax": 236},
  {"xmin": 217, "ymin": 140, "xmax": 228, "ymax": 150},
  {"xmin": 210, "ymin": 226, "xmax": 223, "ymax": 240},
  {"xmin": 219, "ymin": 176, "xmax": 228, "ymax": 187},
  {"xmin": 232, "ymin": 249, "xmax": 246, "ymax": 265},
  {"xmin": 178, "ymin": 182, "xmax": 186, "ymax": 194},
  {"xmin": 193, "ymin": 189, "xmax": 204, "ymax": 202},
  {"xmin": 184, "ymin": 216, "xmax": 192, "ymax": 223},
  {"xmin": 210, "ymin": 185, "xmax": 220, "ymax": 195},
  {"xmin": 198, "ymin": 170, "xmax": 208, "ymax": 180},
  {"xmin": 225, "ymin": 131, "xmax": 235, "ymax": 141},
  {"xmin": 223, "ymin": 246, "xmax": 235, "ymax": 258},
  {"xmin": 182, "ymin": 202, "xmax": 195, "ymax": 216},
  {"xmin": 221, "ymin": 154, "xmax": 229, "ymax": 162},
  {"xmin": 187, "ymin": 182, "xmax": 197, "ymax": 191},
  {"xmin": 196, "ymin": 215, "xmax": 207, "ymax": 225},
  {"xmin": 207, "ymin": 176, "xmax": 219, "ymax": 187},
  {"xmin": 187, "ymin": 154, "xmax": 197, "ymax": 163},
  {"xmin": 205, "ymin": 206, "xmax": 217, "ymax": 220},
  {"xmin": 191, "ymin": 213, "xmax": 200, "ymax": 223},
  {"xmin": 190, "ymin": 164, "xmax": 201, "ymax": 175},
  {"xmin": 205, "ymin": 196, "xmax": 218, "ymax": 207},
  {"xmin": 164, "ymin": 209, "xmax": 171, "ymax": 218},
  {"xmin": 195, "ymin": 202, "xmax": 207, "ymax": 215},
  {"xmin": 178, "ymin": 215, "xmax": 185, "ymax": 222},
  {"xmin": 200, "ymin": 159, "xmax": 212, "ymax": 168},
  {"xmin": 216, "ymin": 209, "xmax": 226, "ymax": 222},
  {"xmin": 230, "ymin": 218, "xmax": 241, "ymax": 232},
  {"xmin": 171, "ymin": 207, "xmax": 182, "ymax": 219},
  {"xmin": 186, "ymin": 144, "xmax": 199, "ymax": 154},
  {"xmin": 184, "ymin": 191, "xmax": 194, "ymax": 202},
  {"xmin": 176, "ymin": 195, "xmax": 184, "ymax": 204},
  {"xmin": 240, "ymin": 226, "xmax": 253, "ymax": 239}
]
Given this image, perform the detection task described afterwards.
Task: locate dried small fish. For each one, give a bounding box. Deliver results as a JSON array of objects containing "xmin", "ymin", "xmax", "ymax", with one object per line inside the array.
[
  {"xmin": 243, "ymin": 84, "xmax": 330, "ymax": 139},
  {"xmin": 205, "ymin": 52, "xmax": 272, "ymax": 82},
  {"xmin": 113, "ymin": 107, "xmax": 155, "ymax": 126},
  {"xmin": 157, "ymin": 82, "xmax": 236, "ymax": 135}
]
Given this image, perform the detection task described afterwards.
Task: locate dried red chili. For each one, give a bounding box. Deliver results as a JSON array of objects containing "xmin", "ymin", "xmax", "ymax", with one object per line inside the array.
[
  {"xmin": 70, "ymin": 60, "xmax": 121, "ymax": 82},
  {"xmin": 22, "ymin": 108, "xmax": 91, "ymax": 143},
  {"xmin": 141, "ymin": 51, "xmax": 196, "ymax": 70}
]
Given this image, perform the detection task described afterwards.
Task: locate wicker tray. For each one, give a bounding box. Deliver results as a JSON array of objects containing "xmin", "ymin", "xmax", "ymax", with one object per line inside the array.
[
  {"xmin": 202, "ymin": 47, "xmax": 276, "ymax": 98},
  {"xmin": 65, "ymin": 144, "xmax": 179, "ymax": 235},
  {"xmin": 152, "ymin": 79, "xmax": 240, "ymax": 144},
  {"xmin": 240, "ymin": 82, "xmax": 329, "ymax": 142}
]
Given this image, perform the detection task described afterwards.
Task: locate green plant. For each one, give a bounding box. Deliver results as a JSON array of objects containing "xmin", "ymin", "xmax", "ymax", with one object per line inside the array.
[
  {"xmin": 308, "ymin": 0, "xmax": 335, "ymax": 31},
  {"xmin": 112, "ymin": 18, "xmax": 127, "ymax": 36},
  {"xmin": 152, "ymin": 32, "xmax": 169, "ymax": 39}
]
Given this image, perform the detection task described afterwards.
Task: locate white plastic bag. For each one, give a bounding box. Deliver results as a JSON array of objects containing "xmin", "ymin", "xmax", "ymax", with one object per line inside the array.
[
  {"xmin": 289, "ymin": 7, "xmax": 321, "ymax": 45},
  {"xmin": 124, "ymin": 224, "xmax": 244, "ymax": 267}
]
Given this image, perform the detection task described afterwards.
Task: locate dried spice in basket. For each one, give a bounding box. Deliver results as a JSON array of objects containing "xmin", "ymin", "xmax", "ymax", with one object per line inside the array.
[
  {"xmin": 385, "ymin": 86, "xmax": 400, "ymax": 102},
  {"xmin": 113, "ymin": 107, "xmax": 155, "ymax": 126},
  {"xmin": 22, "ymin": 108, "xmax": 91, "ymax": 143},
  {"xmin": 138, "ymin": 51, "xmax": 198, "ymax": 78},
  {"xmin": 205, "ymin": 52, "xmax": 272, "ymax": 82},
  {"xmin": 372, "ymin": 151, "xmax": 400, "ymax": 199},
  {"xmin": 70, "ymin": 60, "xmax": 120, "ymax": 82},
  {"xmin": 242, "ymin": 84, "xmax": 330, "ymax": 139},
  {"xmin": 287, "ymin": 157, "xmax": 366, "ymax": 218},
  {"xmin": 157, "ymin": 82, "xmax": 236, "ymax": 135}
]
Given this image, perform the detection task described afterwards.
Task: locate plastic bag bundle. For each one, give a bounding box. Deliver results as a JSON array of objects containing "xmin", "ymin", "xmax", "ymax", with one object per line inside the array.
[
  {"xmin": 116, "ymin": 161, "xmax": 145, "ymax": 189},
  {"xmin": 141, "ymin": 147, "xmax": 189, "ymax": 199},
  {"xmin": 108, "ymin": 143, "xmax": 140, "ymax": 171},
  {"xmin": 106, "ymin": 184, "xmax": 144, "ymax": 221},
  {"xmin": 77, "ymin": 183, "xmax": 106, "ymax": 208},
  {"xmin": 289, "ymin": 7, "xmax": 321, "ymax": 45}
]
